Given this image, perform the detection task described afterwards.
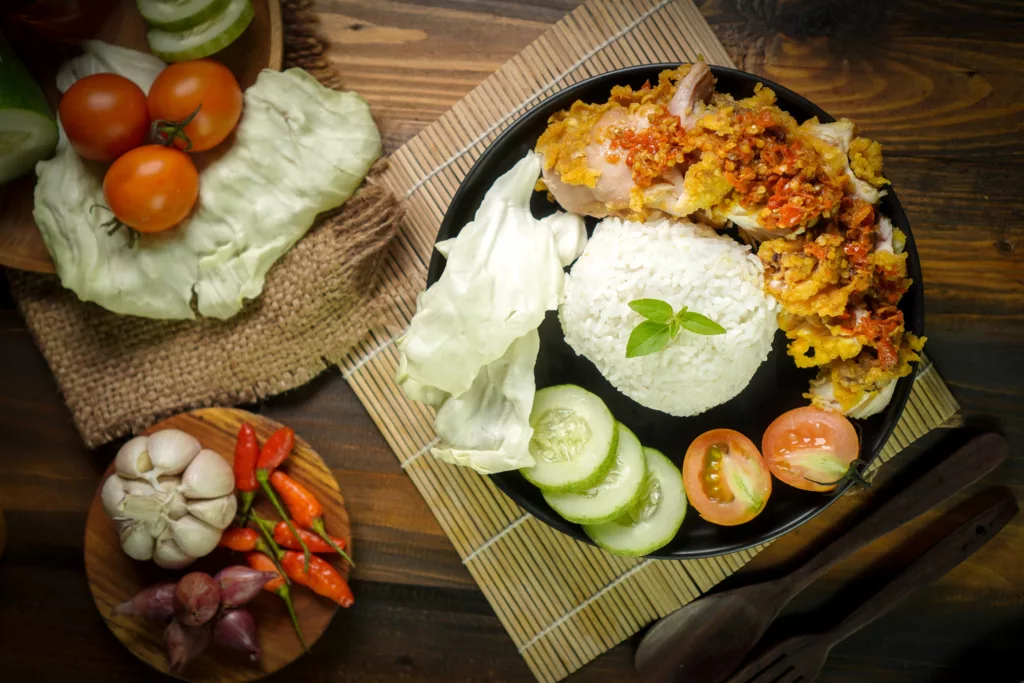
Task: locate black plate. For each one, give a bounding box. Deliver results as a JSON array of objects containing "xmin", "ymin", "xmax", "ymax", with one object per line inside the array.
[{"xmin": 426, "ymin": 64, "xmax": 924, "ymax": 559}]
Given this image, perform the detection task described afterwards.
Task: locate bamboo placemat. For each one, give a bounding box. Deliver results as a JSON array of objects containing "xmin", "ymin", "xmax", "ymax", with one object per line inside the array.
[{"xmin": 336, "ymin": 1, "xmax": 961, "ymax": 680}]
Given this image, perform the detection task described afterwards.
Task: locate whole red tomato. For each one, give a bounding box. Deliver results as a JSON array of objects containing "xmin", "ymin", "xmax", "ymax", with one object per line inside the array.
[
  {"xmin": 103, "ymin": 145, "xmax": 198, "ymax": 233},
  {"xmin": 59, "ymin": 73, "xmax": 149, "ymax": 162},
  {"xmin": 148, "ymin": 59, "xmax": 243, "ymax": 152}
]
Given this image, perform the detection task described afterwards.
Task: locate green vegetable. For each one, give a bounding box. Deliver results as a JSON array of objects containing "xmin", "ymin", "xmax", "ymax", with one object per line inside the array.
[
  {"xmin": 146, "ymin": 0, "xmax": 253, "ymax": 62},
  {"xmin": 138, "ymin": 0, "xmax": 233, "ymax": 31},
  {"xmin": 626, "ymin": 298, "xmax": 725, "ymax": 358},
  {"xmin": 397, "ymin": 153, "xmax": 588, "ymax": 475},
  {"xmin": 583, "ymin": 447, "xmax": 688, "ymax": 556},
  {"xmin": 520, "ymin": 385, "xmax": 618, "ymax": 493},
  {"xmin": 0, "ymin": 31, "xmax": 58, "ymax": 184},
  {"xmin": 542, "ymin": 422, "xmax": 648, "ymax": 525},
  {"xmin": 34, "ymin": 43, "xmax": 381, "ymax": 319}
]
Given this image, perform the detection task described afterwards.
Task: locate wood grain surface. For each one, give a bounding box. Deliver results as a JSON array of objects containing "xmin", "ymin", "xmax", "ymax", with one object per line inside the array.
[
  {"xmin": 0, "ymin": 0, "xmax": 283, "ymax": 274},
  {"xmin": 84, "ymin": 408, "xmax": 350, "ymax": 682},
  {"xmin": 1, "ymin": 1, "xmax": 1023, "ymax": 682}
]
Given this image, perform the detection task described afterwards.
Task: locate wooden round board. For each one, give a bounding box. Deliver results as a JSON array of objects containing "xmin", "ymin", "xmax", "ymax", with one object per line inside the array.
[
  {"xmin": 84, "ymin": 408, "xmax": 350, "ymax": 682},
  {"xmin": 0, "ymin": 0, "xmax": 283, "ymax": 273}
]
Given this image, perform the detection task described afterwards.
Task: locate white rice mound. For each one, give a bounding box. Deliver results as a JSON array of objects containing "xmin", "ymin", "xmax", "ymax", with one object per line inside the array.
[{"xmin": 559, "ymin": 218, "xmax": 779, "ymax": 417}]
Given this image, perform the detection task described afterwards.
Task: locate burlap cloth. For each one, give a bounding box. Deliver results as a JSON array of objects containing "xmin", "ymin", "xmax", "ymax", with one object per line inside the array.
[{"xmin": 5, "ymin": 0, "xmax": 403, "ymax": 447}]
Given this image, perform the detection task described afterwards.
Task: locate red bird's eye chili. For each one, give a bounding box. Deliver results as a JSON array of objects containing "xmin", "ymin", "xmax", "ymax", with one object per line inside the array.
[
  {"xmin": 270, "ymin": 470, "xmax": 353, "ymax": 566},
  {"xmin": 246, "ymin": 552, "xmax": 306, "ymax": 650},
  {"xmin": 250, "ymin": 426, "xmax": 311, "ymax": 569},
  {"xmin": 272, "ymin": 522, "xmax": 347, "ymax": 556},
  {"xmin": 255, "ymin": 427, "xmax": 294, "ymax": 473},
  {"xmin": 280, "ymin": 551, "xmax": 354, "ymax": 608},
  {"xmin": 233, "ymin": 423, "xmax": 260, "ymax": 521},
  {"xmin": 218, "ymin": 527, "xmax": 259, "ymax": 553}
]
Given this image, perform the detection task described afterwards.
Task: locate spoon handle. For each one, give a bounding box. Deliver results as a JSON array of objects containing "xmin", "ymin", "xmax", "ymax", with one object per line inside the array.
[
  {"xmin": 820, "ymin": 488, "xmax": 1017, "ymax": 649},
  {"xmin": 782, "ymin": 432, "xmax": 1009, "ymax": 601}
]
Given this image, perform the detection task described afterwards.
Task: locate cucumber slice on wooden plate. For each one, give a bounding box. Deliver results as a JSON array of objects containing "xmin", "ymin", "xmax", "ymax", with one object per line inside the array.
[
  {"xmin": 146, "ymin": 0, "xmax": 254, "ymax": 62},
  {"xmin": 521, "ymin": 385, "xmax": 617, "ymax": 493},
  {"xmin": 543, "ymin": 422, "xmax": 647, "ymax": 525},
  {"xmin": 0, "ymin": 33, "xmax": 58, "ymax": 184},
  {"xmin": 138, "ymin": 0, "xmax": 233, "ymax": 32},
  {"xmin": 584, "ymin": 448, "xmax": 688, "ymax": 557}
]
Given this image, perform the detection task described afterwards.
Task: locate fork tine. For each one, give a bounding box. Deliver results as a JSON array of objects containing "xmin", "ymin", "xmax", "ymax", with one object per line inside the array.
[
  {"xmin": 766, "ymin": 665, "xmax": 798, "ymax": 683},
  {"xmin": 727, "ymin": 651, "xmax": 792, "ymax": 683}
]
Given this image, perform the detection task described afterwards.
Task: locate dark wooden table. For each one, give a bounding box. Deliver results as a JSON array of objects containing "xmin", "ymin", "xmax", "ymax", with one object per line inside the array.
[{"xmin": 2, "ymin": 1, "xmax": 1023, "ymax": 681}]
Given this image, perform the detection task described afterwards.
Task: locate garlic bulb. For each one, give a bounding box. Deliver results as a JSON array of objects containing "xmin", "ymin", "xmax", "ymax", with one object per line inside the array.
[{"xmin": 103, "ymin": 429, "xmax": 236, "ymax": 568}]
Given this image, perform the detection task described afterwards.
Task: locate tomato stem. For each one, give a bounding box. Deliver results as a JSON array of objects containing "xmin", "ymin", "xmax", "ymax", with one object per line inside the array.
[
  {"xmin": 805, "ymin": 458, "xmax": 872, "ymax": 492},
  {"xmin": 151, "ymin": 104, "xmax": 202, "ymax": 151},
  {"xmin": 90, "ymin": 204, "xmax": 137, "ymax": 247}
]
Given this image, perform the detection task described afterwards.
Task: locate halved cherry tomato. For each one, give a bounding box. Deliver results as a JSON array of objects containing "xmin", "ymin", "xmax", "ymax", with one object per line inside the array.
[
  {"xmin": 762, "ymin": 406, "xmax": 860, "ymax": 492},
  {"xmin": 103, "ymin": 145, "xmax": 198, "ymax": 233},
  {"xmin": 683, "ymin": 429, "xmax": 772, "ymax": 526},
  {"xmin": 148, "ymin": 59, "xmax": 243, "ymax": 152},
  {"xmin": 59, "ymin": 73, "xmax": 149, "ymax": 162}
]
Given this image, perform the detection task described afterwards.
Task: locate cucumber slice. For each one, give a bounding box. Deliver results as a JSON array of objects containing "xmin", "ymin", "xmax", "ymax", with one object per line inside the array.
[
  {"xmin": 146, "ymin": 0, "xmax": 254, "ymax": 62},
  {"xmin": 543, "ymin": 422, "xmax": 647, "ymax": 525},
  {"xmin": 138, "ymin": 0, "xmax": 233, "ymax": 32},
  {"xmin": 584, "ymin": 448, "xmax": 687, "ymax": 557},
  {"xmin": 521, "ymin": 385, "xmax": 617, "ymax": 493},
  {"xmin": 0, "ymin": 32, "xmax": 57, "ymax": 184}
]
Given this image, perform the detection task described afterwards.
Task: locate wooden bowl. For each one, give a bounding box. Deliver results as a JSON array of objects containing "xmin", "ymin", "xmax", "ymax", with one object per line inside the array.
[
  {"xmin": 0, "ymin": 0, "xmax": 283, "ymax": 273},
  {"xmin": 84, "ymin": 408, "xmax": 350, "ymax": 682}
]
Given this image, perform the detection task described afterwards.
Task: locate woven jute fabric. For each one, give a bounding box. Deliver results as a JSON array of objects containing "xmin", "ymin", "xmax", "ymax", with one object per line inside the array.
[{"xmin": 5, "ymin": 0, "xmax": 403, "ymax": 447}]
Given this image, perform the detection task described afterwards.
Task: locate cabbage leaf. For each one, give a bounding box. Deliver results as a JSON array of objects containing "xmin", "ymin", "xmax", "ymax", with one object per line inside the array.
[
  {"xmin": 35, "ymin": 43, "xmax": 381, "ymax": 319},
  {"xmin": 397, "ymin": 152, "xmax": 587, "ymax": 473},
  {"xmin": 431, "ymin": 330, "xmax": 539, "ymax": 473}
]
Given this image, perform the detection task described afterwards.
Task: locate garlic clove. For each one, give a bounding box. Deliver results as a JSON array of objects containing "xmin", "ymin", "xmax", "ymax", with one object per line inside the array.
[
  {"xmin": 186, "ymin": 495, "xmax": 238, "ymax": 530},
  {"xmin": 179, "ymin": 449, "xmax": 235, "ymax": 499},
  {"xmin": 170, "ymin": 515, "xmax": 224, "ymax": 558},
  {"xmin": 124, "ymin": 479, "xmax": 158, "ymax": 497},
  {"xmin": 101, "ymin": 474, "xmax": 129, "ymax": 518},
  {"xmin": 147, "ymin": 429, "xmax": 201, "ymax": 478},
  {"xmin": 153, "ymin": 536, "xmax": 195, "ymax": 570},
  {"xmin": 165, "ymin": 490, "xmax": 189, "ymax": 521},
  {"xmin": 120, "ymin": 522, "xmax": 156, "ymax": 561},
  {"xmin": 115, "ymin": 436, "xmax": 153, "ymax": 479}
]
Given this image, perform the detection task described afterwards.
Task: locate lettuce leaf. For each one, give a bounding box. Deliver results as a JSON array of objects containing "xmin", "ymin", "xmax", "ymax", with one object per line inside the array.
[{"xmin": 35, "ymin": 42, "xmax": 381, "ymax": 319}]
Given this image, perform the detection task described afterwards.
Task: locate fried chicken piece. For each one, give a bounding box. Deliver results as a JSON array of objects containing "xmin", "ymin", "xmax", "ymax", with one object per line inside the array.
[{"xmin": 808, "ymin": 334, "xmax": 926, "ymax": 417}]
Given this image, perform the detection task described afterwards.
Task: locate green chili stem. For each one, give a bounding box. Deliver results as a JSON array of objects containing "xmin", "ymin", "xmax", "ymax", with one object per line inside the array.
[
  {"xmin": 257, "ymin": 469, "xmax": 312, "ymax": 570},
  {"xmin": 275, "ymin": 584, "xmax": 307, "ymax": 651},
  {"xmin": 312, "ymin": 518, "xmax": 354, "ymax": 567}
]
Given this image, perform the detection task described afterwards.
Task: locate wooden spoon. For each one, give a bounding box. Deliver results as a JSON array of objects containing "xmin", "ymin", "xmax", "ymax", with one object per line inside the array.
[
  {"xmin": 725, "ymin": 487, "xmax": 1018, "ymax": 683},
  {"xmin": 634, "ymin": 432, "xmax": 1010, "ymax": 683}
]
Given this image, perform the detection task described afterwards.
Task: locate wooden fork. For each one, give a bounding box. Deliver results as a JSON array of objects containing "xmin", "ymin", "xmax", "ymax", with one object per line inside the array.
[{"xmin": 725, "ymin": 488, "xmax": 1019, "ymax": 683}]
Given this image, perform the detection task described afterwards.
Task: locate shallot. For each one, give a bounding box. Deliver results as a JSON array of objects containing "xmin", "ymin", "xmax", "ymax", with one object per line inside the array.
[
  {"xmin": 213, "ymin": 608, "xmax": 261, "ymax": 662},
  {"xmin": 215, "ymin": 565, "xmax": 277, "ymax": 609},
  {"xmin": 111, "ymin": 581, "xmax": 176, "ymax": 620},
  {"xmin": 165, "ymin": 618, "xmax": 211, "ymax": 673},
  {"xmin": 174, "ymin": 572, "xmax": 220, "ymax": 627}
]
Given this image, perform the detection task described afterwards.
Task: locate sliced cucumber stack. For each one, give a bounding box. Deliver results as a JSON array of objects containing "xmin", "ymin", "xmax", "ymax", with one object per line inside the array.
[
  {"xmin": 543, "ymin": 422, "xmax": 647, "ymax": 525},
  {"xmin": 146, "ymin": 0, "xmax": 254, "ymax": 62},
  {"xmin": 521, "ymin": 385, "xmax": 617, "ymax": 493},
  {"xmin": 584, "ymin": 448, "xmax": 688, "ymax": 557},
  {"xmin": 138, "ymin": 0, "xmax": 233, "ymax": 31},
  {"xmin": 0, "ymin": 32, "xmax": 57, "ymax": 184}
]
